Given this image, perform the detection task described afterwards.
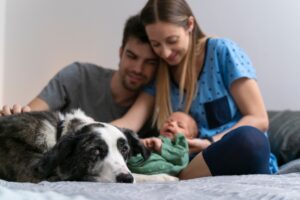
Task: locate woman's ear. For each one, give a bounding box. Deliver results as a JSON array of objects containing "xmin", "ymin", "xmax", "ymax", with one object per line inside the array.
[{"xmin": 187, "ymin": 16, "xmax": 195, "ymax": 33}]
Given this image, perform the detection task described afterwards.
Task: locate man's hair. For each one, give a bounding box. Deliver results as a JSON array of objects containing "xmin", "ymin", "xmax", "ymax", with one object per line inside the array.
[{"xmin": 121, "ymin": 14, "xmax": 149, "ymax": 48}]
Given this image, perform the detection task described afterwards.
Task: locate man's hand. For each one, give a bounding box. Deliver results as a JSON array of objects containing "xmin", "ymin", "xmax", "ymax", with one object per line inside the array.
[
  {"xmin": 141, "ymin": 137, "xmax": 162, "ymax": 153},
  {"xmin": 0, "ymin": 104, "xmax": 31, "ymax": 116},
  {"xmin": 187, "ymin": 138, "xmax": 211, "ymax": 154}
]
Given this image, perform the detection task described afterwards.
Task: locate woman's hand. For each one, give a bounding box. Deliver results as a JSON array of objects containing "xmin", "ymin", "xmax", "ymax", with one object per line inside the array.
[
  {"xmin": 141, "ymin": 137, "xmax": 162, "ymax": 153},
  {"xmin": 187, "ymin": 138, "xmax": 211, "ymax": 154}
]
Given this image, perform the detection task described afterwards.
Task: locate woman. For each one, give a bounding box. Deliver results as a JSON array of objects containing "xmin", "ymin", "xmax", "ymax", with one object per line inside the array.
[{"xmin": 113, "ymin": 0, "xmax": 278, "ymax": 179}]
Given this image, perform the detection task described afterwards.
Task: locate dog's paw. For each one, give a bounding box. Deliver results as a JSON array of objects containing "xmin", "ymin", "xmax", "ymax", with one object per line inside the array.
[{"xmin": 133, "ymin": 173, "xmax": 179, "ymax": 183}]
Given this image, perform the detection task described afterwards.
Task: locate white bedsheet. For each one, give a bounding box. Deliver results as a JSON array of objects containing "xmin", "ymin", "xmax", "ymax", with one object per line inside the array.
[{"xmin": 1, "ymin": 173, "xmax": 300, "ymax": 200}]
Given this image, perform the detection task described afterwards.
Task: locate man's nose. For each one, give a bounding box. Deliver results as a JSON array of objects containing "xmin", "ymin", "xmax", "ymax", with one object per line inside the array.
[{"xmin": 132, "ymin": 61, "xmax": 143, "ymax": 74}]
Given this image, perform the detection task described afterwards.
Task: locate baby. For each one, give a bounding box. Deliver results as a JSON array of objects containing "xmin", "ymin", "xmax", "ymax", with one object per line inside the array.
[{"xmin": 128, "ymin": 111, "xmax": 197, "ymax": 176}]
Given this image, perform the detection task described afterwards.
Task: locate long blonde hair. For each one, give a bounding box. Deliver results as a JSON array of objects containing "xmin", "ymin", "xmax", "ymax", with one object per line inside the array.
[{"xmin": 140, "ymin": 0, "xmax": 206, "ymax": 129}]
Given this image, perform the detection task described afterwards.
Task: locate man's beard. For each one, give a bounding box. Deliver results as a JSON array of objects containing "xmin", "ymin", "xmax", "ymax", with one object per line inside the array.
[{"xmin": 121, "ymin": 77, "xmax": 143, "ymax": 92}]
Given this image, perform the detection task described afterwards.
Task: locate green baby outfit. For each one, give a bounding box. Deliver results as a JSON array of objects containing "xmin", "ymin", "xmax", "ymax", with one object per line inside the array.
[{"xmin": 127, "ymin": 133, "xmax": 189, "ymax": 176}]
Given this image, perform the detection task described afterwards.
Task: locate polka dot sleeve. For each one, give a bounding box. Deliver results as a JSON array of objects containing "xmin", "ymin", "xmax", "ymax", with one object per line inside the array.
[{"xmin": 217, "ymin": 39, "xmax": 257, "ymax": 90}]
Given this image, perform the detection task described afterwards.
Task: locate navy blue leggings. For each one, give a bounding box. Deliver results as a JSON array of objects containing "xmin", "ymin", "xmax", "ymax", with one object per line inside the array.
[{"xmin": 202, "ymin": 126, "xmax": 271, "ymax": 176}]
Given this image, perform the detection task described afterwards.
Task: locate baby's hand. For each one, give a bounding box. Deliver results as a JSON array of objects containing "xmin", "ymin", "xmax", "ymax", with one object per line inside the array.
[{"xmin": 141, "ymin": 137, "xmax": 162, "ymax": 153}]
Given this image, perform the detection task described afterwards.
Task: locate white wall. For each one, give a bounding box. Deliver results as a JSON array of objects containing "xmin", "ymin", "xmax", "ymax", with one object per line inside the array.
[
  {"xmin": 3, "ymin": 0, "xmax": 300, "ymax": 110},
  {"xmin": 3, "ymin": 0, "xmax": 146, "ymax": 105},
  {"xmin": 0, "ymin": 0, "xmax": 6, "ymax": 106},
  {"xmin": 195, "ymin": 0, "xmax": 300, "ymax": 110}
]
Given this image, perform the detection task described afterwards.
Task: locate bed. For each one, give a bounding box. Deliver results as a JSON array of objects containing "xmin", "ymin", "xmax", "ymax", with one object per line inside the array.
[
  {"xmin": 1, "ymin": 110, "xmax": 300, "ymax": 200},
  {"xmin": 1, "ymin": 173, "xmax": 300, "ymax": 200}
]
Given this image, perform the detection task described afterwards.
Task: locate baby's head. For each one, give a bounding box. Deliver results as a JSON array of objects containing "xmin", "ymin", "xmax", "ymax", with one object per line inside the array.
[{"xmin": 159, "ymin": 112, "xmax": 198, "ymax": 141}]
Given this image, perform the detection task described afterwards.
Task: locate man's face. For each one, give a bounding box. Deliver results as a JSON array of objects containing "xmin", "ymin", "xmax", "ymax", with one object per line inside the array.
[{"xmin": 119, "ymin": 37, "xmax": 158, "ymax": 91}]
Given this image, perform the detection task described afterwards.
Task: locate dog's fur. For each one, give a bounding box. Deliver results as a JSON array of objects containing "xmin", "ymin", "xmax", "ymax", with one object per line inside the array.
[{"xmin": 0, "ymin": 109, "xmax": 177, "ymax": 183}]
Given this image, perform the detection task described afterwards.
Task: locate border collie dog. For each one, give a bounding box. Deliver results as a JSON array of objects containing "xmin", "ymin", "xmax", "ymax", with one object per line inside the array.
[{"xmin": 0, "ymin": 109, "xmax": 177, "ymax": 183}]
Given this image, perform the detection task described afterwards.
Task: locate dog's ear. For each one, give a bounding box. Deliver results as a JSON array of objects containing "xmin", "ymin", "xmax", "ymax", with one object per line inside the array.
[
  {"xmin": 34, "ymin": 134, "xmax": 79, "ymax": 179},
  {"xmin": 121, "ymin": 128, "xmax": 151, "ymax": 160}
]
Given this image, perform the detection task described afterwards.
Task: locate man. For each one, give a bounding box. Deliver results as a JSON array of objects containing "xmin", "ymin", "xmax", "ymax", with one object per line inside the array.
[{"xmin": 0, "ymin": 14, "xmax": 158, "ymax": 136}]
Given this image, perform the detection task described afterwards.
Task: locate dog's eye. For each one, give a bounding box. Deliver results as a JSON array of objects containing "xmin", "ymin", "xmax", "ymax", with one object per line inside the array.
[
  {"xmin": 121, "ymin": 146, "xmax": 129, "ymax": 155},
  {"xmin": 100, "ymin": 148, "xmax": 108, "ymax": 158},
  {"xmin": 92, "ymin": 147, "xmax": 108, "ymax": 159},
  {"xmin": 117, "ymin": 138, "xmax": 130, "ymax": 158},
  {"xmin": 92, "ymin": 149, "xmax": 100, "ymax": 156}
]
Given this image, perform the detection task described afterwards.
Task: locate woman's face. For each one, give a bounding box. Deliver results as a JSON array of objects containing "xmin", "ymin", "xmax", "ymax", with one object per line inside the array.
[{"xmin": 145, "ymin": 21, "xmax": 191, "ymax": 66}]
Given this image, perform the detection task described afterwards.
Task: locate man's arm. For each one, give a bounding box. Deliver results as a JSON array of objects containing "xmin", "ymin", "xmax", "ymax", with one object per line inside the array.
[
  {"xmin": 27, "ymin": 97, "xmax": 50, "ymax": 111},
  {"xmin": 0, "ymin": 97, "xmax": 50, "ymax": 116}
]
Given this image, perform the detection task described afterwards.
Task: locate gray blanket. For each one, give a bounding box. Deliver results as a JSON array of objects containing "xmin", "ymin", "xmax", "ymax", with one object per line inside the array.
[{"xmin": 1, "ymin": 173, "xmax": 300, "ymax": 200}]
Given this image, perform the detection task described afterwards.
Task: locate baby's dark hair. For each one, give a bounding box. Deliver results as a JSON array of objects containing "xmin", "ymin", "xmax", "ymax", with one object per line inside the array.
[{"xmin": 121, "ymin": 14, "xmax": 149, "ymax": 48}]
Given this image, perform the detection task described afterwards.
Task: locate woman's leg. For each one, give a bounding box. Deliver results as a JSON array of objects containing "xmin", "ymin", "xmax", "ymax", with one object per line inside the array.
[
  {"xmin": 179, "ymin": 152, "xmax": 212, "ymax": 179},
  {"xmin": 179, "ymin": 126, "xmax": 271, "ymax": 179}
]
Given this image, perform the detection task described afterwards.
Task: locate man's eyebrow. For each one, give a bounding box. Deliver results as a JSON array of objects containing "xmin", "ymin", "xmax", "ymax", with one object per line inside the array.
[
  {"xmin": 146, "ymin": 54, "xmax": 158, "ymax": 61},
  {"xmin": 126, "ymin": 49, "xmax": 157, "ymax": 62},
  {"xmin": 126, "ymin": 49, "xmax": 136, "ymax": 56}
]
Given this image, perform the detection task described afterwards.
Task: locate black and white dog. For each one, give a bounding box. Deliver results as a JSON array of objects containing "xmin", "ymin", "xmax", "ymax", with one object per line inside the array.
[{"xmin": 0, "ymin": 109, "xmax": 177, "ymax": 183}]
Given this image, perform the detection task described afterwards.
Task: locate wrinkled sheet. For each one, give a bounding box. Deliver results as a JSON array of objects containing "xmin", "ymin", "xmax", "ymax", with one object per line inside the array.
[{"xmin": 1, "ymin": 173, "xmax": 300, "ymax": 200}]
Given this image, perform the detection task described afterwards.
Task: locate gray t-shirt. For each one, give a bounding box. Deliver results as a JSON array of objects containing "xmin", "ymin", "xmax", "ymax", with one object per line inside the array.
[
  {"xmin": 38, "ymin": 62, "xmax": 158, "ymax": 138},
  {"xmin": 39, "ymin": 62, "xmax": 129, "ymax": 122}
]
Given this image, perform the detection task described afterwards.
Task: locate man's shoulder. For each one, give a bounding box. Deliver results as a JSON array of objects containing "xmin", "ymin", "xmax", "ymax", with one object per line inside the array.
[
  {"xmin": 70, "ymin": 61, "xmax": 115, "ymax": 73},
  {"xmin": 59, "ymin": 62, "xmax": 115, "ymax": 78}
]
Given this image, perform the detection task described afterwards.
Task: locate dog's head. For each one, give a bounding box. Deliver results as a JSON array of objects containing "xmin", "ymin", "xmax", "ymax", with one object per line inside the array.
[{"xmin": 35, "ymin": 110, "xmax": 150, "ymax": 183}]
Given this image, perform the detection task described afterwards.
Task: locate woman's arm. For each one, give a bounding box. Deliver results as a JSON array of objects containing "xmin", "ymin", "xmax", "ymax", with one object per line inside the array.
[
  {"xmin": 188, "ymin": 78, "xmax": 268, "ymax": 153},
  {"xmin": 213, "ymin": 77, "xmax": 269, "ymax": 142},
  {"xmin": 111, "ymin": 92, "xmax": 154, "ymax": 132}
]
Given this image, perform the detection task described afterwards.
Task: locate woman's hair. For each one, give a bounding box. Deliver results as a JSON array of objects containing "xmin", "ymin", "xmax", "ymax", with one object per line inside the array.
[{"xmin": 140, "ymin": 0, "xmax": 206, "ymax": 129}]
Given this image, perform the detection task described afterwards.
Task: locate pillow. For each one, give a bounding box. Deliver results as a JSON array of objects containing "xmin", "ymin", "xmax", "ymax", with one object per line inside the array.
[
  {"xmin": 278, "ymin": 158, "xmax": 300, "ymax": 174},
  {"xmin": 268, "ymin": 110, "xmax": 300, "ymax": 166}
]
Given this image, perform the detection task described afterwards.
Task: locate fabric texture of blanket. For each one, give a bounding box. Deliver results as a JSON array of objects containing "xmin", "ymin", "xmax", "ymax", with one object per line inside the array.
[{"xmin": 1, "ymin": 173, "xmax": 300, "ymax": 200}]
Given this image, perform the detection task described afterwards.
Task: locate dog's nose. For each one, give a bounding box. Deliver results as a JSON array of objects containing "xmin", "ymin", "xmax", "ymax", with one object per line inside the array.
[{"xmin": 116, "ymin": 173, "xmax": 134, "ymax": 183}]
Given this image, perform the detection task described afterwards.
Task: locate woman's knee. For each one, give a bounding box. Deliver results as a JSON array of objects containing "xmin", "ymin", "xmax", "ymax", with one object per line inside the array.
[
  {"xmin": 228, "ymin": 126, "xmax": 270, "ymax": 159},
  {"xmin": 203, "ymin": 126, "xmax": 271, "ymax": 175}
]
